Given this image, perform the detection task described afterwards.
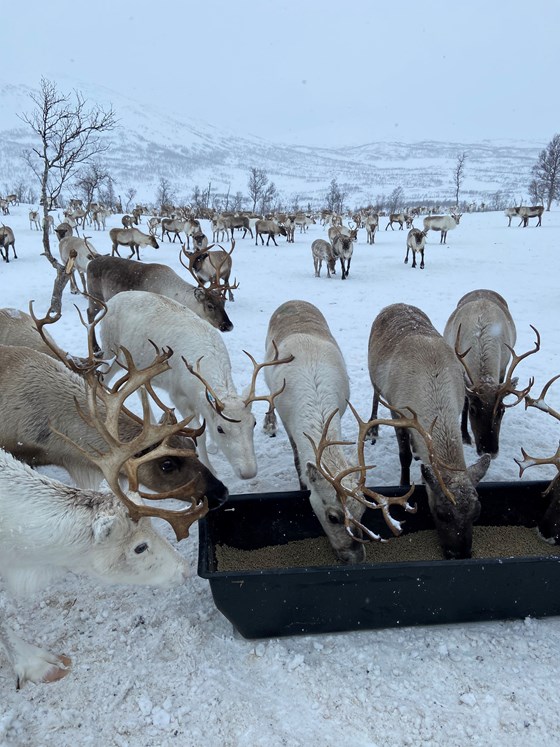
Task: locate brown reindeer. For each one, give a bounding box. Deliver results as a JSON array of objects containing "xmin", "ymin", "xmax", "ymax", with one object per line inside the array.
[
  {"xmin": 444, "ymin": 289, "xmax": 539, "ymax": 457},
  {"xmin": 368, "ymin": 302, "xmax": 490, "ymax": 559}
]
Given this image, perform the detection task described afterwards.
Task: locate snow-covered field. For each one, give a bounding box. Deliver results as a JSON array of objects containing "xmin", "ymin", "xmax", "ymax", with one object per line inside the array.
[{"xmin": 1, "ymin": 205, "xmax": 560, "ymax": 747}]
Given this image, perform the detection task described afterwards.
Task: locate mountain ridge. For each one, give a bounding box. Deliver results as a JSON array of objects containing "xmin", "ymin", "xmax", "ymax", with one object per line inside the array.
[{"xmin": 0, "ymin": 80, "xmax": 543, "ymax": 208}]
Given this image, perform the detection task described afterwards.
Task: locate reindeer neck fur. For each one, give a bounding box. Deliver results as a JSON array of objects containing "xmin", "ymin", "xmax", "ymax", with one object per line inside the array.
[
  {"xmin": 402, "ymin": 338, "xmax": 467, "ymax": 468},
  {"xmin": 0, "ymin": 347, "xmax": 145, "ymax": 484},
  {"xmin": 266, "ymin": 331, "xmax": 351, "ymax": 477}
]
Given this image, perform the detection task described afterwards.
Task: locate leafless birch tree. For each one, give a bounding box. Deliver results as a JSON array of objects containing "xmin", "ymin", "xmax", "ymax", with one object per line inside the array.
[{"xmin": 19, "ymin": 78, "xmax": 116, "ymax": 315}]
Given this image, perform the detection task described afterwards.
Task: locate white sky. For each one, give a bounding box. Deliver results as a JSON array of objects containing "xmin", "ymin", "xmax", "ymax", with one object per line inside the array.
[{"xmin": 4, "ymin": 0, "xmax": 560, "ymax": 146}]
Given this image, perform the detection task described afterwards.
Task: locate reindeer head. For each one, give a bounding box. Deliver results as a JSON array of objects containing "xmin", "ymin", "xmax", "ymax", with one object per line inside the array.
[{"xmin": 456, "ymin": 325, "xmax": 539, "ymax": 457}]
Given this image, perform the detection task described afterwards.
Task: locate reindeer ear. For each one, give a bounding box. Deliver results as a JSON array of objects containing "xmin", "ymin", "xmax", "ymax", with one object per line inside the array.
[
  {"xmin": 194, "ymin": 287, "xmax": 205, "ymax": 302},
  {"xmin": 468, "ymin": 453, "xmax": 491, "ymax": 484},
  {"xmin": 420, "ymin": 464, "xmax": 437, "ymax": 488},
  {"xmin": 92, "ymin": 514, "xmax": 117, "ymax": 543},
  {"xmin": 306, "ymin": 463, "xmax": 321, "ymax": 484}
]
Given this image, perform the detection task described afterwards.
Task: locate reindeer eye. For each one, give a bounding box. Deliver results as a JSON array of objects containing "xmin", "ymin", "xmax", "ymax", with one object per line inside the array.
[
  {"xmin": 134, "ymin": 542, "xmax": 148, "ymax": 554},
  {"xmin": 159, "ymin": 458, "xmax": 177, "ymax": 473},
  {"xmin": 327, "ymin": 511, "xmax": 341, "ymax": 525},
  {"xmin": 217, "ymin": 425, "xmax": 225, "ymax": 434}
]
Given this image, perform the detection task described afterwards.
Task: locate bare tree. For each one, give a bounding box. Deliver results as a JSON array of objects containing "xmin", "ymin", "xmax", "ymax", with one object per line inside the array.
[
  {"xmin": 156, "ymin": 177, "xmax": 176, "ymax": 212},
  {"xmin": 19, "ymin": 77, "xmax": 116, "ymax": 315},
  {"xmin": 232, "ymin": 191, "xmax": 244, "ymax": 211},
  {"xmin": 388, "ymin": 186, "xmax": 404, "ymax": 214},
  {"xmin": 124, "ymin": 187, "xmax": 137, "ymax": 213},
  {"xmin": 531, "ymin": 134, "xmax": 560, "ymax": 210},
  {"xmin": 74, "ymin": 162, "xmax": 111, "ymax": 216},
  {"xmin": 453, "ymin": 152, "xmax": 467, "ymax": 206},
  {"xmin": 259, "ymin": 182, "xmax": 278, "ymax": 214},
  {"xmin": 325, "ymin": 178, "xmax": 346, "ymax": 214},
  {"xmin": 248, "ymin": 167, "xmax": 268, "ymax": 212}
]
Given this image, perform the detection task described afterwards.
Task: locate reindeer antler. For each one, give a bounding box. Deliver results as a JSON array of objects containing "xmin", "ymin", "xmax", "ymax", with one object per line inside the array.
[
  {"xmin": 454, "ymin": 324, "xmax": 475, "ymax": 385},
  {"xmin": 304, "ymin": 398, "xmax": 457, "ymax": 546},
  {"xmin": 182, "ymin": 356, "xmax": 241, "ymax": 423},
  {"xmin": 524, "ymin": 373, "xmax": 560, "ymax": 420},
  {"xmin": 515, "ymin": 371, "xmax": 560, "ymax": 498},
  {"xmin": 29, "ymin": 296, "xmax": 106, "ymax": 375},
  {"xmin": 242, "ymin": 340, "xmax": 295, "ymax": 413},
  {"xmin": 29, "ymin": 304, "xmax": 209, "ymax": 541},
  {"xmin": 494, "ymin": 325, "xmax": 540, "ymax": 411},
  {"xmin": 179, "ymin": 240, "xmax": 239, "ymax": 298}
]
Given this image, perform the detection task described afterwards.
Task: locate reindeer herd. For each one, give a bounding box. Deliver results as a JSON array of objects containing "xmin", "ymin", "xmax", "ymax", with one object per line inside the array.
[{"xmin": 0, "ymin": 198, "xmax": 557, "ymax": 689}]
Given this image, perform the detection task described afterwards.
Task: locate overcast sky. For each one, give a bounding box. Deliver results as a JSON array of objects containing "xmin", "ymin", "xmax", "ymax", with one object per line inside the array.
[{"xmin": 3, "ymin": 0, "xmax": 559, "ymax": 147}]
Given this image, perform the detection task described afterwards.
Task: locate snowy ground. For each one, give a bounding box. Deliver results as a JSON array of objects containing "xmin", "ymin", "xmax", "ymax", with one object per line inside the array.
[{"xmin": 1, "ymin": 205, "xmax": 560, "ymax": 747}]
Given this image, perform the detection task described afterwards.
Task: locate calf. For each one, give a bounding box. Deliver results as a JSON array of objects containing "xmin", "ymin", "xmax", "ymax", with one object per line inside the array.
[
  {"xmin": 404, "ymin": 228, "xmax": 427, "ymax": 269},
  {"xmin": 311, "ymin": 239, "xmax": 336, "ymax": 277}
]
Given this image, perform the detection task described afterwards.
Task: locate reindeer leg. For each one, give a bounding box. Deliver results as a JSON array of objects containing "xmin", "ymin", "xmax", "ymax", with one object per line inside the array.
[
  {"xmin": 395, "ymin": 424, "xmax": 413, "ymax": 486},
  {"xmin": 461, "ymin": 397, "xmax": 472, "ymax": 445},
  {"xmin": 366, "ymin": 388, "xmax": 381, "ymax": 444}
]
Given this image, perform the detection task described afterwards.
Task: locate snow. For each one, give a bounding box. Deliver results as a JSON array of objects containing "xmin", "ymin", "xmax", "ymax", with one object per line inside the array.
[{"xmin": 1, "ymin": 205, "xmax": 560, "ymax": 746}]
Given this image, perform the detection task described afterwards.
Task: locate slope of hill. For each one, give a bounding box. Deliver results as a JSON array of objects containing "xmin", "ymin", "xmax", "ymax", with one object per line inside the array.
[{"xmin": 0, "ymin": 80, "xmax": 543, "ymax": 207}]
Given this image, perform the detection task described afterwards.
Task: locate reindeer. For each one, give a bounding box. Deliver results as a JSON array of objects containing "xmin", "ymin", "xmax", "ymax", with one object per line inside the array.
[
  {"xmin": 0, "ymin": 342, "xmax": 215, "ymax": 687},
  {"xmin": 364, "ymin": 214, "xmax": 379, "ymax": 244},
  {"xmin": 86, "ymin": 256, "xmax": 233, "ymax": 353},
  {"xmin": 92, "ymin": 208, "xmax": 111, "ymax": 231},
  {"xmin": 504, "ymin": 206, "xmax": 519, "ymax": 227},
  {"xmin": 294, "ymin": 213, "xmax": 316, "ymax": 232},
  {"xmin": 222, "ymin": 215, "xmax": 253, "ymax": 241},
  {"xmin": 121, "ymin": 214, "xmax": 138, "ymax": 229},
  {"xmin": 404, "ymin": 228, "xmax": 428, "ymax": 269},
  {"xmin": 0, "ymin": 225, "xmax": 16, "ymax": 262},
  {"xmin": 443, "ymin": 289, "xmax": 539, "ymax": 457},
  {"xmin": 181, "ymin": 243, "xmax": 237, "ymax": 302},
  {"xmin": 385, "ymin": 213, "xmax": 409, "ymax": 230},
  {"xmin": 161, "ymin": 218, "xmax": 185, "ymax": 243},
  {"xmin": 516, "ymin": 205, "xmax": 544, "ymax": 227},
  {"xmin": 29, "ymin": 210, "xmax": 41, "ymax": 231},
  {"xmin": 147, "ymin": 216, "xmax": 161, "ymax": 236},
  {"xmin": 100, "ymin": 291, "xmax": 292, "ymax": 479},
  {"xmin": 331, "ymin": 233, "xmax": 354, "ymax": 279},
  {"xmin": 211, "ymin": 216, "xmax": 228, "ymax": 243},
  {"xmin": 367, "ymin": 302, "xmax": 491, "ymax": 559},
  {"xmin": 58, "ymin": 236, "xmax": 100, "ymax": 294},
  {"xmin": 255, "ymin": 219, "xmax": 287, "ymax": 246},
  {"xmin": 54, "ymin": 222, "xmax": 73, "ymax": 241},
  {"xmin": 284, "ymin": 216, "xmax": 296, "ymax": 243},
  {"xmin": 262, "ymin": 300, "xmax": 366, "ymax": 562},
  {"xmin": 43, "ymin": 214, "xmax": 55, "ymax": 234},
  {"xmin": 109, "ymin": 227, "xmax": 159, "ymax": 260},
  {"xmin": 0, "ymin": 308, "xmax": 58, "ymax": 357},
  {"xmin": 423, "ymin": 213, "xmax": 461, "ymax": 243},
  {"xmin": 311, "ymin": 239, "xmax": 336, "ymax": 277}
]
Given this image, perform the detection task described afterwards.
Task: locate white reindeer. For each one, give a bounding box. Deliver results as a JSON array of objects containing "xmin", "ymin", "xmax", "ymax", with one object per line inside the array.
[
  {"xmin": 423, "ymin": 213, "xmax": 461, "ymax": 244},
  {"xmin": 29, "ymin": 210, "xmax": 41, "ymax": 231},
  {"xmin": 262, "ymin": 300, "xmax": 366, "ymax": 563},
  {"xmin": 58, "ymin": 235, "xmax": 100, "ymax": 294},
  {"xmin": 0, "ymin": 448, "xmax": 190, "ymax": 687},
  {"xmin": 100, "ymin": 291, "xmax": 289, "ymax": 479}
]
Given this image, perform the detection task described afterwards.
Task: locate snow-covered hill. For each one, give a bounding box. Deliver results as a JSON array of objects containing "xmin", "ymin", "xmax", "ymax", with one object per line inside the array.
[{"xmin": 0, "ymin": 80, "xmax": 544, "ymax": 208}]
